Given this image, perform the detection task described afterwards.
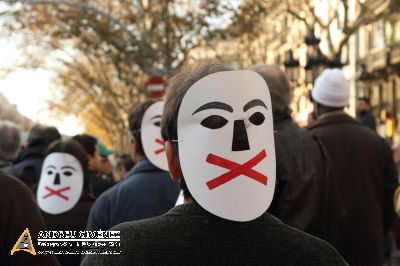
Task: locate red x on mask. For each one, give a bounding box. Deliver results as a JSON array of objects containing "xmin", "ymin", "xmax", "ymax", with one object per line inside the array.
[
  {"xmin": 43, "ymin": 186, "xmax": 71, "ymax": 201},
  {"xmin": 206, "ymin": 149, "xmax": 268, "ymax": 190},
  {"xmin": 154, "ymin": 138, "xmax": 165, "ymax": 155}
]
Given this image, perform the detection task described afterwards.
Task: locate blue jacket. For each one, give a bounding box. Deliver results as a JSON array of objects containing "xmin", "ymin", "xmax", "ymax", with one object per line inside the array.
[{"xmin": 86, "ymin": 159, "xmax": 180, "ymax": 231}]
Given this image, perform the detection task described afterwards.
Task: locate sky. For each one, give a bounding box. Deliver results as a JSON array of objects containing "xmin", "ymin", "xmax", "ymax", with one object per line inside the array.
[
  {"xmin": 0, "ymin": 39, "xmax": 83, "ymax": 136},
  {"xmin": 0, "ymin": 2, "xmax": 83, "ymax": 136}
]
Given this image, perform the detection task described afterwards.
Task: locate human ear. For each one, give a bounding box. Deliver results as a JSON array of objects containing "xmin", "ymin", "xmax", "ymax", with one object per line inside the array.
[{"xmin": 165, "ymin": 141, "xmax": 181, "ymax": 182}]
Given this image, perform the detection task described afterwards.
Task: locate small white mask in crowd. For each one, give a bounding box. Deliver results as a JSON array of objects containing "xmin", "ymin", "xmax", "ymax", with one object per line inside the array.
[
  {"xmin": 37, "ymin": 153, "xmax": 84, "ymax": 215},
  {"xmin": 177, "ymin": 70, "xmax": 276, "ymax": 222},
  {"xmin": 141, "ymin": 101, "xmax": 168, "ymax": 171}
]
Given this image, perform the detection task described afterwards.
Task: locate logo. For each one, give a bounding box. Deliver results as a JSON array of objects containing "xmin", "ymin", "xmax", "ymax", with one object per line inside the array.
[{"xmin": 11, "ymin": 228, "xmax": 36, "ymax": 256}]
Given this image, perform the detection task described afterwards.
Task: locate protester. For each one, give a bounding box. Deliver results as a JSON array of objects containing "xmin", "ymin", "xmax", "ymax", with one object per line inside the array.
[
  {"xmin": 72, "ymin": 134, "xmax": 114, "ymax": 197},
  {"xmin": 309, "ymin": 68, "xmax": 398, "ymax": 266},
  {"xmin": 251, "ymin": 65, "xmax": 338, "ymax": 238},
  {"xmin": 82, "ymin": 63, "xmax": 347, "ymax": 265},
  {"xmin": 0, "ymin": 120, "xmax": 21, "ymax": 172},
  {"xmin": 0, "ymin": 171, "xmax": 59, "ymax": 266},
  {"xmin": 37, "ymin": 139, "xmax": 94, "ymax": 266},
  {"xmin": 10, "ymin": 125, "xmax": 61, "ymax": 190},
  {"xmin": 356, "ymin": 96, "xmax": 376, "ymax": 131},
  {"xmin": 96, "ymin": 141, "xmax": 115, "ymax": 181},
  {"xmin": 86, "ymin": 100, "xmax": 180, "ymax": 231},
  {"xmin": 113, "ymin": 154, "xmax": 133, "ymax": 182}
]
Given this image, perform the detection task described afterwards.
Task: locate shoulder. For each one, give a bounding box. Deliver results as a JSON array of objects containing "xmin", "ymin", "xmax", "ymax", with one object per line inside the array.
[
  {"xmin": 265, "ymin": 216, "xmax": 347, "ymax": 264},
  {"xmin": 0, "ymin": 171, "xmax": 33, "ymax": 199}
]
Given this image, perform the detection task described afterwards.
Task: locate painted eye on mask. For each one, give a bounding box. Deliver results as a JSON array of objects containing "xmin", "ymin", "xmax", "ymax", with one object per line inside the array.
[
  {"xmin": 201, "ymin": 115, "xmax": 228, "ymax": 129},
  {"xmin": 153, "ymin": 120, "xmax": 161, "ymax": 127},
  {"xmin": 249, "ymin": 112, "xmax": 265, "ymax": 126},
  {"xmin": 63, "ymin": 171, "xmax": 73, "ymax": 177},
  {"xmin": 47, "ymin": 170, "xmax": 54, "ymax": 175}
]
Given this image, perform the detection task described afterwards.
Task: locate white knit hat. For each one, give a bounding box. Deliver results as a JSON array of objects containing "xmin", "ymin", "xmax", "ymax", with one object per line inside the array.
[{"xmin": 311, "ymin": 68, "xmax": 350, "ymax": 107}]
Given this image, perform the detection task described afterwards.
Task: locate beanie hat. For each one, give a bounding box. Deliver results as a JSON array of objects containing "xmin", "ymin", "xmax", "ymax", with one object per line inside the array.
[{"xmin": 311, "ymin": 68, "xmax": 350, "ymax": 107}]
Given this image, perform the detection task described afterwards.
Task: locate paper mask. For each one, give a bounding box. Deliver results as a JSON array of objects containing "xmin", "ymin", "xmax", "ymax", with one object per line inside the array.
[
  {"xmin": 37, "ymin": 152, "xmax": 83, "ymax": 215},
  {"xmin": 177, "ymin": 70, "xmax": 276, "ymax": 222},
  {"xmin": 141, "ymin": 101, "xmax": 168, "ymax": 171}
]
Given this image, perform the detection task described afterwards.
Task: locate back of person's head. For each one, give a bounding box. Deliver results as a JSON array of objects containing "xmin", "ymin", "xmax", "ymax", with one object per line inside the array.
[
  {"xmin": 27, "ymin": 125, "xmax": 61, "ymax": 148},
  {"xmin": 46, "ymin": 139, "xmax": 90, "ymax": 194},
  {"xmin": 358, "ymin": 96, "xmax": 371, "ymax": 105},
  {"xmin": 128, "ymin": 99, "xmax": 157, "ymax": 158},
  {"xmin": 71, "ymin": 134, "xmax": 97, "ymax": 156},
  {"xmin": 0, "ymin": 120, "xmax": 21, "ymax": 162},
  {"xmin": 311, "ymin": 68, "xmax": 349, "ymax": 116},
  {"xmin": 250, "ymin": 65, "xmax": 292, "ymax": 121}
]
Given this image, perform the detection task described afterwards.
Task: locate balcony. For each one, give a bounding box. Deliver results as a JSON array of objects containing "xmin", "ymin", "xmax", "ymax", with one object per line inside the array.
[
  {"xmin": 391, "ymin": 41, "xmax": 400, "ymax": 65},
  {"xmin": 365, "ymin": 46, "xmax": 387, "ymax": 72}
]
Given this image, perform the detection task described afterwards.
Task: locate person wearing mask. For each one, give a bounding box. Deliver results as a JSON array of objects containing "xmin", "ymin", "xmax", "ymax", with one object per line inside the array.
[
  {"xmin": 83, "ymin": 63, "xmax": 346, "ymax": 266},
  {"xmin": 37, "ymin": 139, "xmax": 94, "ymax": 266},
  {"xmin": 86, "ymin": 100, "xmax": 180, "ymax": 231}
]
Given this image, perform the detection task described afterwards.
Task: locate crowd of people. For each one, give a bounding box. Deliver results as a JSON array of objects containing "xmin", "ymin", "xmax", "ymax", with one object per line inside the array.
[{"xmin": 0, "ymin": 61, "xmax": 399, "ymax": 266}]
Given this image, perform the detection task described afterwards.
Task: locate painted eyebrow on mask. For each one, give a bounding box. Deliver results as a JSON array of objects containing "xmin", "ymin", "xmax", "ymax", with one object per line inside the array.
[
  {"xmin": 61, "ymin": 166, "xmax": 76, "ymax": 171},
  {"xmin": 243, "ymin": 99, "xmax": 268, "ymax": 112},
  {"xmin": 151, "ymin": 115, "xmax": 162, "ymax": 120},
  {"xmin": 192, "ymin": 101, "xmax": 233, "ymax": 115},
  {"xmin": 46, "ymin": 165, "xmax": 56, "ymax": 169}
]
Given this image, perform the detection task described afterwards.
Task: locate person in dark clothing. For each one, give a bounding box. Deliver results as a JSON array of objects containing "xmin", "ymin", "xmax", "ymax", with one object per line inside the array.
[
  {"xmin": 309, "ymin": 69, "xmax": 398, "ymax": 266},
  {"xmin": 356, "ymin": 96, "xmax": 377, "ymax": 131},
  {"xmin": 72, "ymin": 134, "xmax": 114, "ymax": 197},
  {"xmin": 86, "ymin": 100, "xmax": 180, "ymax": 231},
  {"xmin": 251, "ymin": 65, "xmax": 335, "ymax": 237},
  {"xmin": 83, "ymin": 63, "xmax": 347, "ymax": 266},
  {"xmin": 0, "ymin": 171, "xmax": 59, "ymax": 266},
  {"xmin": 37, "ymin": 139, "xmax": 94, "ymax": 266},
  {"xmin": 10, "ymin": 125, "xmax": 61, "ymax": 190},
  {"xmin": 0, "ymin": 120, "xmax": 21, "ymax": 172}
]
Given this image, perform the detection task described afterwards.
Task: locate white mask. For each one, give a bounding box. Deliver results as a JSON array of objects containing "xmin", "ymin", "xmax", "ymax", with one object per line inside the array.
[
  {"xmin": 37, "ymin": 153, "xmax": 84, "ymax": 215},
  {"xmin": 141, "ymin": 101, "xmax": 168, "ymax": 171},
  {"xmin": 177, "ymin": 70, "xmax": 276, "ymax": 222}
]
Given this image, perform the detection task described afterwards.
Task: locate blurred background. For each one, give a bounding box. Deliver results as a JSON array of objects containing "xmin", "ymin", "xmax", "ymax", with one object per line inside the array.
[{"xmin": 0, "ymin": 0, "xmax": 399, "ymax": 152}]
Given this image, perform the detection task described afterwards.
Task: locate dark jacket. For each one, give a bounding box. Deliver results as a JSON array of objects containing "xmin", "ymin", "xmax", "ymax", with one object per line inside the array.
[
  {"xmin": 308, "ymin": 112, "xmax": 398, "ymax": 266},
  {"xmin": 86, "ymin": 159, "xmax": 180, "ymax": 231},
  {"xmin": 41, "ymin": 194, "xmax": 94, "ymax": 266},
  {"xmin": 10, "ymin": 146, "xmax": 46, "ymax": 190},
  {"xmin": 357, "ymin": 110, "xmax": 377, "ymax": 131},
  {"xmin": 0, "ymin": 171, "xmax": 59, "ymax": 266},
  {"xmin": 88, "ymin": 171, "xmax": 115, "ymax": 198},
  {"xmin": 0, "ymin": 158, "xmax": 11, "ymax": 173},
  {"xmin": 82, "ymin": 203, "xmax": 348, "ymax": 265},
  {"xmin": 271, "ymin": 118, "xmax": 340, "ymax": 239}
]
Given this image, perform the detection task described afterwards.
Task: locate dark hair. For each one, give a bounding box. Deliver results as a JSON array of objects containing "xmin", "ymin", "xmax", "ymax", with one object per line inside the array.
[
  {"xmin": 47, "ymin": 139, "xmax": 91, "ymax": 195},
  {"xmin": 27, "ymin": 125, "xmax": 61, "ymax": 148},
  {"xmin": 161, "ymin": 62, "xmax": 232, "ymax": 142},
  {"xmin": 72, "ymin": 134, "xmax": 97, "ymax": 156},
  {"xmin": 0, "ymin": 120, "xmax": 21, "ymax": 161},
  {"xmin": 128, "ymin": 99, "xmax": 157, "ymax": 157},
  {"xmin": 315, "ymin": 102, "xmax": 344, "ymax": 117},
  {"xmin": 358, "ymin": 97, "xmax": 371, "ymax": 105},
  {"xmin": 161, "ymin": 62, "xmax": 232, "ymax": 199}
]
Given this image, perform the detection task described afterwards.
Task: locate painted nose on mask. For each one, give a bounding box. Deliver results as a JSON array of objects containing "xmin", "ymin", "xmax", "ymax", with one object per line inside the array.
[
  {"xmin": 232, "ymin": 120, "xmax": 250, "ymax": 151},
  {"xmin": 54, "ymin": 173, "xmax": 61, "ymax": 185}
]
